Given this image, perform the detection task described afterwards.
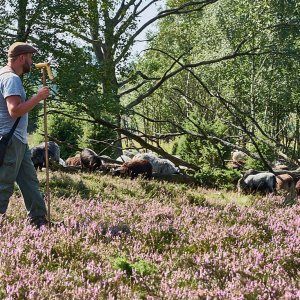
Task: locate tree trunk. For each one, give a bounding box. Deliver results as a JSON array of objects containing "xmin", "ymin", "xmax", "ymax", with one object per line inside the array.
[{"xmin": 16, "ymin": 0, "xmax": 28, "ymax": 41}]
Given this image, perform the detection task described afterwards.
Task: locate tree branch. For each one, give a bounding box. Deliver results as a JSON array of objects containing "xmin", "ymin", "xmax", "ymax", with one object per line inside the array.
[
  {"xmin": 125, "ymin": 45, "xmax": 259, "ymax": 110},
  {"xmin": 48, "ymin": 109, "xmax": 200, "ymax": 170},
  {"xmin": 115, "ymin": 0, "xmax": 218, "ymax": 64}
]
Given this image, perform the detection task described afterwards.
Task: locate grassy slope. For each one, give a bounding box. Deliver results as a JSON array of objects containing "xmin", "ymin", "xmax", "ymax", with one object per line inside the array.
[{"xmin": 1, "ymin": 171, "xmax": 300, "ymax": 299}]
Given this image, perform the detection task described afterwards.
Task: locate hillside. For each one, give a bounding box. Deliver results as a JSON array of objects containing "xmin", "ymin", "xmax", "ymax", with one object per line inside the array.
[{"xmin": 0, "ymin": 171, "xmax": 299, "ymax": 299}]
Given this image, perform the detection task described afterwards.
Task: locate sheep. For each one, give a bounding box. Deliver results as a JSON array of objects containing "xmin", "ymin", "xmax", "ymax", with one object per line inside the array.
[
  {"xmin": 273, "ymin": 164, "xmax": 289, "ymax": 171},
  {"xmin": 152, "ymin": 158, "xmax": 178, "ymax": 175},
  {"xmin": 231, "ymin": 150, "xmax": 246, "ymax": 169},
  {"xmin": 133, "ymin": 152, "xmax": 158, "ymax": 165},
  {"xmin": 46, "ymin": 141, "xmax": 60, "ymax": 163},
  {"xmin": 237, "ymin": 170, "xmax": 276, "ymax": 194},
  {"xmin": 112, "ymin": 159, "xmax": 152, "ymax": 180},
  {"xmin": 276, "ymin": 174, "xmax": 295, "ymax": 195},
  {"xmin": 232, "ymin": 151, "xmax": 245, "ymax": 162},
  {"xmin": 122, "ymin": 149, "xmax": 138, "ymax": 159},
  {"xmin": 30, "ymin": 146, "xmax": 44, "ymax": 171},
  {"xmin": 80, "ymin": 148, "xmax": 102, "ymax": 172},
  {"xmin": 30, "ymin": 141, "xmax": 60, "ymax": 171},
  {"xmin": 66, "ymin": 156, "xmax": 81, "ymax": 167},
  {"xmin": 99, "ymin": 155, "xmax": 112, "ymax": 164},
  {"xmin": 59, "ymin": 158, "xmax": 66, "ymax": 167},
  {"xmin": 116, "ymin": 155, "xmax": 131, "ymax": 163},
  {"xmin": 133, "ymin": 153, "xmax": 178, "ymax": 175},
  {"xmin": 295, "ymin": 179, "xmax": 300, "ymax": 196}
]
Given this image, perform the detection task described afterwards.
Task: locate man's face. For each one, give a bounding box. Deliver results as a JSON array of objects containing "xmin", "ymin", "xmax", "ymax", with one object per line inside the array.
[{"xmin": 22, "ymin": 53, "xmax": 33, "ymax": 73}]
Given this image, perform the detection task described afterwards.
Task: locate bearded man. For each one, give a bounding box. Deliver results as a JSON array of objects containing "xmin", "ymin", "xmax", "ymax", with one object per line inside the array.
[{"xmin": 0, "ymin": 42, "xmax": 51, "ymax": 228}]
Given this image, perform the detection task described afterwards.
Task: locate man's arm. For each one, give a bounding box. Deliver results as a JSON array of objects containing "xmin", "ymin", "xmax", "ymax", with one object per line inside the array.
[{"xmin": 6, "ymin": 86, "xmax": 50, "ymax": 118}]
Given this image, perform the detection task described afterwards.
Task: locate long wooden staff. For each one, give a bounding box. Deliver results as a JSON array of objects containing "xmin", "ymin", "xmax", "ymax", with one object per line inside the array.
[
  {"xmin": 35, "ymin": 63, "xmax": 54, "ymax": 227},
  {"xmin": 42, "ymin": 68, "xmax": 50, "ymax": 226}
]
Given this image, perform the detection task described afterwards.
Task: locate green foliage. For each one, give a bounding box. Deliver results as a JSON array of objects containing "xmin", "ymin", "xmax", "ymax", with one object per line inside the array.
[
  {"xmin": 175, "ymin": 135, "xmax": 228, "ymax": 169},
  {"xmin": 112, "ymin": 256, "xmax": 133, "ymax": 276},
  {"xmin": 244, "ymin": 156, "xmax": 265, "ymax": 171},
  {"xmin": 187, "ymin": 192, "xmax": 207, "ymax": 206},
  {"xmin": 33, "ymin": 111, "xmax": 83, "ymax": 158},
  {"xmin": 132, "ymin": 260, "xmax": 157, "ymax": 276},
  {"xmin": 112, "ymin": 256, "xmax": 157, "ymax": 277},
  {"xmin": 0, "ymin": 285, "xmax": 5, "ymax": 299},
  {"xmin": 32, "ymin": 110, "xmax": 119, "ymax": 159},
  {"xmin": 194, "ymin": 167, "xmax": 241, "ymax": 190},
  {"xmin": 244, "ymin": 140, "xmax": 277, "ymax": 170},
  {"xmin": 80, "ymin": 122, "xmax": 119, "ymax": 158},
  {"xmin": 168, "ymin": 113, "xmax": 232, "ymax": 168},
  {"xmin": 1, "ymin": 0, "xmax": 300, "ymax": 174},
  {"xmin": 135, "ymin": 0, "xmax": 300, "ymax": 167}
]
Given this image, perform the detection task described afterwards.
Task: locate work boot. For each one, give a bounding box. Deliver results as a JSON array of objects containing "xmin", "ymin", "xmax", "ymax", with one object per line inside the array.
[{"xmin": 29, "ymin": 216, "xmax": 64, "ymax": 229}]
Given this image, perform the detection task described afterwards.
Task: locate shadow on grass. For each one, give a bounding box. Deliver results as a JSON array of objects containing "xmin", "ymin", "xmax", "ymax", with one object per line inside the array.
[{"xmin": 40, "ymin": 173, "xmax": 92, "ymax": 199}]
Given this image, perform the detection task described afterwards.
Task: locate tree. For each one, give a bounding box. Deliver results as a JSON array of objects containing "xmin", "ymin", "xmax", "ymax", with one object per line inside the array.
[
  {"xmin": 1, "ymin": 0, "xmax": 230, "ymax": 167},
  {"xmin": 3, "ymin": 0, "xmax": 297, "ymax": 171},
  {"xmin": 134, "ymin": 0, "xmax": 300, "ymax": 170}
]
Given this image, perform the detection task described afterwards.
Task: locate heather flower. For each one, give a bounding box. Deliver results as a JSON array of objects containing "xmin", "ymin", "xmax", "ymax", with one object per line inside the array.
[{"xmin": 0, "ymin": 174, "xmax": 299, "ymax": 299}]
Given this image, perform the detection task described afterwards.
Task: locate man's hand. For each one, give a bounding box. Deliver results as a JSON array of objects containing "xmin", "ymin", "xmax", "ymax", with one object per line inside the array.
[{"xmin": 36, "ymin": 86, "xmax": 50, "ymax": 101}]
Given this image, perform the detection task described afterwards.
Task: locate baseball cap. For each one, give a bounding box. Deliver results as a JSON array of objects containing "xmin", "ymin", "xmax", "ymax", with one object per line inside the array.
[{"xmin": 8, "ymin": 42, "xmax": 37, "ymax": 58}]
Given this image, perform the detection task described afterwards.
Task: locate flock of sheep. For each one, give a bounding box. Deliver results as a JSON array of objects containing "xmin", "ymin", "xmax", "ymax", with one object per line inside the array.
[
  {"xmin": 232, "ymin": 150, "xmax": 300, "ymax": 198},
  {"xmin": 30, "ymin": 142, "xmax": 300, "ymax": 198},
  {"xmin": 30, "ymin": 142, "xmax": 179, "ymax": 180}
]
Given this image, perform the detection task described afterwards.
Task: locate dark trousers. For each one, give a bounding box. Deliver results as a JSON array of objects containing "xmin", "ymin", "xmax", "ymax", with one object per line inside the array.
[{"xmin": 0, "ymin": 135, "xmax": 47, "ymax": 217}]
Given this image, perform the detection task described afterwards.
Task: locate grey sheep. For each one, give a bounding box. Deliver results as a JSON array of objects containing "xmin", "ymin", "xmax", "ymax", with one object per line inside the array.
[
  {"xmin": 133, "ymin": 152, "xmax": 178, "ymax": 175},
  {"xmin": 237, "ymin": 170, "xmax": 276, "ymax": 194}
]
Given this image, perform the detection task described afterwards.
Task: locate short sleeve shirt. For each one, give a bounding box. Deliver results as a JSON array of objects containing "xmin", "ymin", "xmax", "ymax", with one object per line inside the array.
[{"xmin": 0, "ymin": 66, "xmax": 28, "ymax": 144}]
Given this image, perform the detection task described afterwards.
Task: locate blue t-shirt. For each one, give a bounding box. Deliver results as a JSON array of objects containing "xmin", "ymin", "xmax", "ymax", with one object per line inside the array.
[{"xmin": 0, "ymin": 66, "xmax": 28, "ymax": 144}]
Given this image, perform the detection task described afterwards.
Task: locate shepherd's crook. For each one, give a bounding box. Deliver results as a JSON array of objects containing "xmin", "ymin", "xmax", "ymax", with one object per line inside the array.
[{"xmin": 35, "ymin": 62, "xmax": 54, "ymax": 227}]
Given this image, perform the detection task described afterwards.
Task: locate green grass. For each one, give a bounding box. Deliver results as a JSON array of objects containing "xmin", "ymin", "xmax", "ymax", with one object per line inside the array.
[{"xmin": 37, "ymin": 170, "xmax": 254, "ymax": 207}]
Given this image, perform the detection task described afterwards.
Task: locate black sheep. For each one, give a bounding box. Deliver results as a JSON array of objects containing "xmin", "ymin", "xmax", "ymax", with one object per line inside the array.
[
  {"xmin": 80, "ymin": 148, "xmax": 102, "ymax": 172},
  {"xmin": 30, "ymin": 141, "xmax": 60, "ymax": 171},
  {"xmin": 30, "ymin": 146, "xmax": 44, "ymax": 171}
]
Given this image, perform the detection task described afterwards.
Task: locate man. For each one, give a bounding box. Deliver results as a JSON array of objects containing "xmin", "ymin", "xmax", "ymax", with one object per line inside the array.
[{"xmin": 0, "ymin": 42, "xmax": 51, "ymax": 228}]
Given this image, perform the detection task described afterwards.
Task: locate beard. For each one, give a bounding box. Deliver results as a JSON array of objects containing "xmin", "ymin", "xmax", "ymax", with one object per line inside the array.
[{"xmin": 23, "ymin": 61, "xmax": 31, "ymax": 73}]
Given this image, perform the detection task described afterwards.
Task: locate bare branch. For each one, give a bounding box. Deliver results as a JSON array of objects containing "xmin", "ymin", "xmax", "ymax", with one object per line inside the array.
[
  {"xmin": 157, "ymin": 0, "xmax": 218, "ymax": 16},
  {"xmin": 46, "ymin": 135, "xmax": 81, "ymax": 152},
  {"xmin": 118, "ymin": 70, "xmax": 160, "ymax": 88},
  {"xmin": 119, "ymin": 80, "xmax": 149, "ymax": 97},
  {"xmin": 186, "ymin": 68, "xmax": 293, "ymax": 157},
  {"xmin": 143, "ymin": 47, "xmax": 299, "ymax": 170},
  {"xmin": 132, "ymin": 109, "xmax": 172, "ymax": 124},
  {"xmin": 116, "ymin": 0, "xmax": 218, "ymax": 64},
  {"xmin": 125, "ymin": 46, "xmax": 259, "ymax": 110},
  {"xmin": 136, "ymin": 1, "xmax": 160, "ymax": 16},
  {"xmin": 113, "ymin": 0, "xmax": 142, "ymax": 25},
  {"xmin": 87, "ymin": 137, "xmax": 125, "ymax": 155}
]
